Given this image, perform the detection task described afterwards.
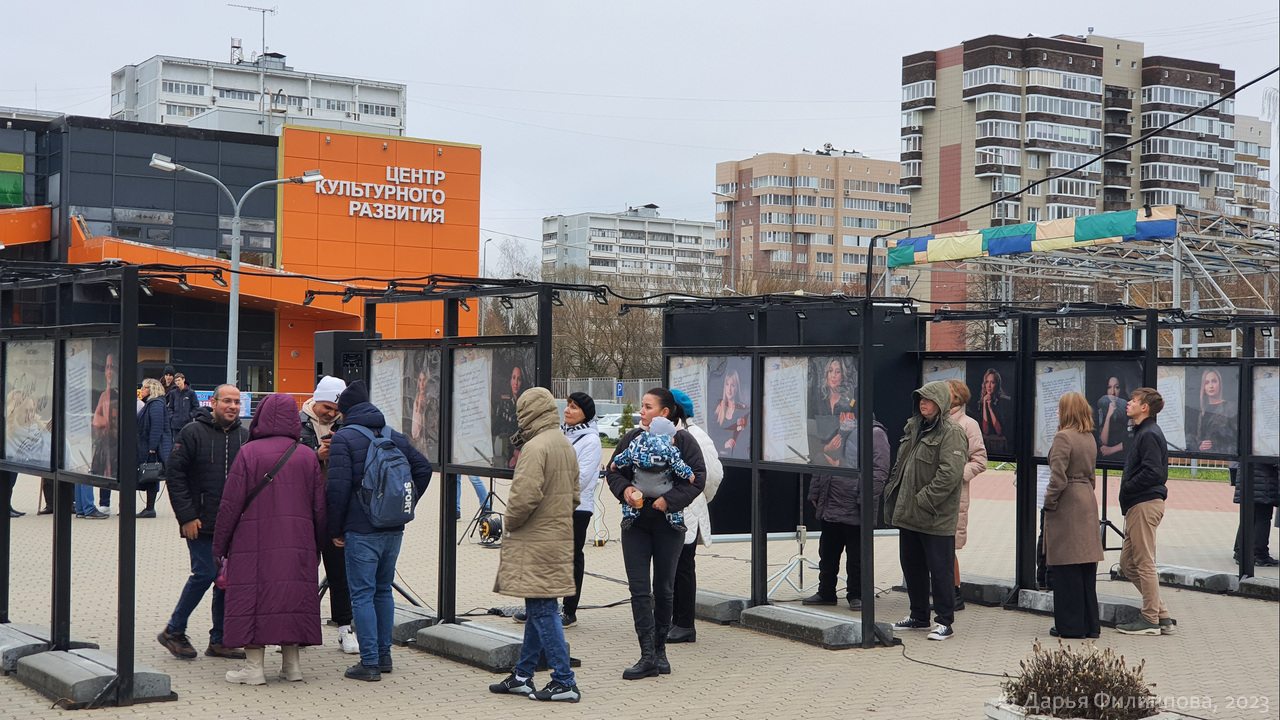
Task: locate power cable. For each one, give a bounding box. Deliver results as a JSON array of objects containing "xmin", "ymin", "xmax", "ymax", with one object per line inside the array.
[{"xmin": 900, "ymin": 644, "xmax": 1010, "ymax": 677}]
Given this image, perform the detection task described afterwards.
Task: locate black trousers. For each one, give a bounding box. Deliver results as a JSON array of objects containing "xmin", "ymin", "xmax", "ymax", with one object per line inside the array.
[
  {"xmin": 1036, "ymin": 510, "xmax": 1055, "ymax": 590},
  {"xmin": 562, "ymin": 510, "xmax": 593, "ymax": 615},
  {"xmin": 817, "ymin": 520, "xmax": 863, "ymax": 600},
  {"xmin": 1235, "ymin": 503, "xmax": 1276, "ymax": 559},
  {"xmin": 672, "ymin": 541, "xmax": 697, "ymax": 629},
  {"xmin": 621, "ymin": 507, "xmax": 684, "ymax": 638},
  {"xmin": 321, "ymin": 542, "xmax": 353, "ymax": 626},
  {"xmin": 898, "ymin": 528, "xmax": 956, "ymax": 627},
  {"xmin": 1050, "ymin": 562, "xmax": 1099, "ymax": 638}
]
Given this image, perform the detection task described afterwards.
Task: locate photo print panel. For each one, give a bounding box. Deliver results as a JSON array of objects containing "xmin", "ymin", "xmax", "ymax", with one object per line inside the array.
[
  {"xmin": 451, "ymin": 348, "xmax": 493, "ymax": 467},
  {"xmin": 63, "ymin": 338, "xmax": 120, "ymax": 479},
  {"xmin": 491, "ymin": 346, "xmax": 536, "ymax": 471},
  {"xmin": 967, "ymin": 361, "xmax": 1017, "ymax": 459},
  {"xmin": 705, "ymin": 356, "xmax": 753, "ymax": 461},
  {"xmin": 807, "ymin": 356, "xmax": 859, "ymax": 470},
  {"xmin": 1034, "ymin": 360, "xmax": 1085, "ymax": 457},
  {"xmin": 1253, "ymin": 366, "xmax": 1279, "ymax": 457},
  {"xmin": 763, "ymin": 357, "xmax": 810, "ymax": 464},
  {"xmin": 1086, "ymin": 359, "xmax": 1144, "ymax": 465},
  {"xmin": 405, "ymin": 348, "xmax": 443, "ymax": 463},
  {"xmin": 4, "ymin": 340, "xmax": 55, "ymax": 469},
  {"xmin": 1181, "ymin": 365, "xmax": 1240, "ymax": 457}
]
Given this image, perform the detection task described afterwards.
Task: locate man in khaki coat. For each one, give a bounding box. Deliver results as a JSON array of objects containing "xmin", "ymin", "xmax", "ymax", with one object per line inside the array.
[{"xmin": 489, "ymin": 387, "xmax": 582, "ymax": 702}]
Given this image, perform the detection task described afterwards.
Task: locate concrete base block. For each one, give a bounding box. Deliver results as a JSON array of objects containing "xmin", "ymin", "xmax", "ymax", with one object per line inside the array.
[
  {"xmin": 0, "ymin": 623, "xmax": 99, "ymax": 674},
  {"xmin": 1017, "ymin": 589, "xmax": 1142, "ymax": 626},
  {"xmin": 15, "ymin": 648, "xmax": 172, "ymax": 707},
  {"xmin": 694, "ymin": 590, "xmax": 749, "ymax": 625},
  {"xmin": 738, "ymin": 605, "xmax": 895, "ymax": 650},
  {"xmin": 391, "ymin": 604, "xmax": 438, "ymax": 645},
  {"xmin": 960, "ymin": 575, "xmax": 1017, "ymax": 606},
  {"xmin": 1113, "ymin": 563, "xmax": 1241, "ymax": 594},
  {"xmin": 1238, "ymin": 576, "xmax": 1280, "ymax": 602},
  {"xmin": 414, "ymin": 623, "xmax": 577, "ymax": 673}
]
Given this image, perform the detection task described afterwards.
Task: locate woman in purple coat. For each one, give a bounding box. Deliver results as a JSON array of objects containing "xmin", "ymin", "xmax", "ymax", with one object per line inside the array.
[{"xmin": 213, "ymin": 393, "xmax": 327, "ymax": 686}]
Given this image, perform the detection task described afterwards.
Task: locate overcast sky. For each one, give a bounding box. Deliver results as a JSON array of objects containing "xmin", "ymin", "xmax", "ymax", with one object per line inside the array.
[{"xmin": 3, "ymin": 1, "xmax": 1276, "ymax": 272}]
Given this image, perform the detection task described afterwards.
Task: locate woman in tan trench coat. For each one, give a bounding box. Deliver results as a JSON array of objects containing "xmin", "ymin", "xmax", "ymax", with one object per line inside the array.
[{"xmin": 1043, "ymin": 392, "xmax": 1104, "ymax": 639}]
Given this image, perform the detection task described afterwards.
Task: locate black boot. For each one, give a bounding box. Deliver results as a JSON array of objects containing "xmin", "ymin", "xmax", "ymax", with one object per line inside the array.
[
  {"xmin": 621, "ymin": 632, "xmax": 658, "ymax": 680},
  {"xmin": 654, "ymin": 629, "xmax": 671, "ymax": 675}
]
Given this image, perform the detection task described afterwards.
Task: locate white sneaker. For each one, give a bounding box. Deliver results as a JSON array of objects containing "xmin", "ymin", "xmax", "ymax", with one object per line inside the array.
[{"xmin": 338, "ymin": 626, "xmax": 359, "ymax": 654}]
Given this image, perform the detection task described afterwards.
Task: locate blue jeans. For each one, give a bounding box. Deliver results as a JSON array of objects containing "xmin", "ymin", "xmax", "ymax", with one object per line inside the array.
[
  {"xmin": 74, "ymin": 485, "xmax": 98, "ymax": 515},
  {"xmin": 460, "ymin": 476, "xmax": 489, "ymax": 514},
  {"xmin": 514, "ymin": 597, "xmax": 575, "ymax": 686},
  {"xmin": 345, "ymin": 531, "xmax": 402, "ymax": 667},
  {"xmin": 167, "ymin": 537, "xmax": 225, "ymax": 645}
]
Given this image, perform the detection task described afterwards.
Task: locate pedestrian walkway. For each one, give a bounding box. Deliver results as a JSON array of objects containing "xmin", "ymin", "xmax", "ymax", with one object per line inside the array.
[{"xmin": 1, "ymin": 471, "xmax": 1276, "ymax": 719}]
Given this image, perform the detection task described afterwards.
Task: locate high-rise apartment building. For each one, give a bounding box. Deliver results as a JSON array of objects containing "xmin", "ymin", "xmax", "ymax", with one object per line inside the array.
[
  {"xmin": 110, "ymin": 53, "xmax": 407, "ymax": 137},
  {"xmin": 541, "ymin": 205, "xmax": 720, "ymax": 289},
  {"xmin": 899, "ymin": 33, "xmax": 1270, "ymax": 231},
  {"xmin": 714, "ymin": 148, "xmax": 909, "ymax": 292}
]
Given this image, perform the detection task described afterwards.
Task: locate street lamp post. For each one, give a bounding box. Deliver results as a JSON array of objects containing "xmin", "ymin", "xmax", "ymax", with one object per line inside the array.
[
  {"xmin": 479, "ymin": 237, "xmax": 493, "ymax": 336},
  {"xmin": 150, "ymin": 153, "xmax": 322, "ymax": 385},
  {"xmin": 712, "ymin": 191, "xmax": 738, "ymax": 292}
]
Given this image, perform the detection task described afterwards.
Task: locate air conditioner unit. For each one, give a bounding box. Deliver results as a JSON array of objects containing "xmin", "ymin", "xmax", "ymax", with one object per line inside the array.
[{"xmin": 843, "ymin": 190, "xmax": 850, "ymax": 196}]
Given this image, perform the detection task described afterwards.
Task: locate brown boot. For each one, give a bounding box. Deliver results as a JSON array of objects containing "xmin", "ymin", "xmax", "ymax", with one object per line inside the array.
[{"xmin": 206, "ymin": 643, "xmax": 248, "ymax": 659}]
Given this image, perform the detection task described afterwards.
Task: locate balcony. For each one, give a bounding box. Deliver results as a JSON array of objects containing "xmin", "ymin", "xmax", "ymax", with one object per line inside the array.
[
  {"xmin": 974, "ymin": 163, "xmax": 1021, "ymax": 178},
  {"xmin": 1104, "ymin": 94, "xmax": 1132, "ymax": 110},
  {"xmin": 1103, "ymin": 149, "xmax": 1131, "ymax": 163},
  {"xmin": 1103, "ymin": 174, "xmax": 1131, "ymax": 189},
  {"xmin": 1104, "ymin": 122, "xmax": 1131, "ymax": 138},
  {"xmin": 1103, "ymin": 200, "xmax": 1131, "ymax": 212}
]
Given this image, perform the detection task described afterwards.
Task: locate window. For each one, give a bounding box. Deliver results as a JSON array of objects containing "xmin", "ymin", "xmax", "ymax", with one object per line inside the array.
[
  {"xmin": 589, "ymin": 258, "xmax": 616, "ymax": 268},
  {"xmin": 1048, "ymin": 151, "xmax": 1101, "ymax": 173},
  {"xmin": 217, "ymin": 88, "xmax": 257, "ymax": 101},
  {"xmin": 1235, "ymin": 141, "xmax": 1261, "ymax": 156},
  {"xmin": 810, "ymin": 234, "xmax": 834, "ymax": 245},
  {"xmin": 1025, "ymin": 69, "xmax": 1101, "ymax": 94},
  {"xmin": 972, "ymin": 93, "xmax": 1022, "ymax": 113},
  {"xmin": 796, "ymin": 253, "xmax": 808, "ymax": 264},
  {"xmin": 1216, "ymin": 172, "xmax": 1235, "ymax": 190},
  {"xmin": 795, "ymin": 176, "xmax": 819, "ymax": 189},
  {"xmin": 842, "ymin": 271, "xmax": 859, "ymax": 283},
  {"xmin": 1048, "ymin": 178, "xmax": 1098, "ymax": 198},
  {"xmin": 900, "ymin": 160, "xmax": 922, "ymax": 177},
  {"xmin": 901, "ymin": 111, "xmax": 924, "ymax": 128},
  {"xmin": 992, "ymin": 176, "xmax": 1020, "ymax": 193},
  {"xmin": 359, "ymin": 102, "xmax": 398, "ymax": 117},
  {"xmin": 315, "ymin": 97, "xmax": 352, "ymax": 112},
  {"xmin": 760, "ymin": 194, "xmax": 793, "ymax": 207},
  {"xmin": 977, "ymin": 120, "xmax": 1021, "ymax": 139},
  {"xmin": 1143, "ymin": 189, "xmax": 1201, "ymax": 207},
  {"xmin": 820, "ymin": 178, "xmax": 836, "ymax": 190},
  {"xmin": 1141, "ymin": 163, "xmax": 1210, "ymax": 184},
  {"xmin": 1028, "ymin": 183, "xmax": 1042, "ymax": 196},
  {"xmin": 843, "ymin": 197, "xmax": 911, "ymax": 213},
  {"xmin": 1027, "ymin": 153, "xmax": 1043, "ymax": 169},
  {"xmin": 902, "ymin": 80, "xmax": 936, "ymax": 102},
  {"xmin": 843, "ymin": 235, "xmax": 872, "ymax": 247},
  {"xmin": 1026, "ymin": 206, "xmax": 1042, "ymax": 222},
  {"xmin": 591, "ymin": 243, "xmax": 615, "ymax": 253},
  {"xmin": 164, "ymin": 103, "xmax": 204, "ymax": 117},
  {"xmin": 991, "ymin": 201, "xmax": 1020, "ymax": 220},
  {"xmin": 977, "ymin": 147, "xmax": 1021, "ymax": 166},
  {"xmin": 842, "ymin": 253, "xmax": 859, "ymax": 264},
  {"xmin": 1048, "ymin": 204, "xmax": 1096, "ymax": 219},
  {"xmin": 750, "ymin": 175, "xmax": 795, "ymax": 189},
  {"xmin": 843, "ymin": 180, "xmax": 910, "ymax": 195},
  {"xmin": 1234, "ymin": 162, "xmax": 1259, "ymax": 178},
  {"xmin": 760, "ymin": 213, "xmax": 793, "ymax": 225},
  {"xmin": 820, "ymin": 196, "xmax": 834, "ymax": 209},
  {"xmin": 162, "ymin": 81, "xmax": 206, "ymax": 96},
  {"xmin": 1220, "ymin": 98, "xmax": 1234, "ymax": 115},
  {"xmin": 1142, "ymin": 137, "xmax": 1219, "ymax": 160},
  {"xmin": 1026, "ymin": 122, "xmax": 1101, "ymax": 147},
  {"xmin": 1025, "ymin": 94, "xmax": 1101, "ymax": 119},
  {"xmin": 795, "ymin": 213, "xmax": 818, "ymax": 226},
  {"xmin": 715, "ymin": 182, "xmax": 738, "ymax": 194},
  {"xmin": 963, "ymin": 66, "xmax": 1020, "ymax": 88},
  {"xmin": 1259, "ymin": 146, "xmax": 1270, "ymax": 161},
  {"xmin": 841, "ymin": 216, "xmax": 879, "ymax": 229},
  {"xmin": 1141, "ymin": 86, "xmax": 1217, "ymax": 108},
  {"xmin": 794, "ymin": 194, "xmax": 818, "ymax": 207},
  {"xmin": 1141, "ymin": 112, "xmax": 1217, "ymax": 135},
  {"xmin": 760, "ymin": 231, "xmax": 792, "ymax": 244},
  {"xmin": 901, "ymin": 135, "xmax": 922, "ymax": 153}
]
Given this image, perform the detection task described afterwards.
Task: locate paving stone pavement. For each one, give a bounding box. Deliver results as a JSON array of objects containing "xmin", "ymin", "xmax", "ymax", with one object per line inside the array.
[{"xmin": 2, "ymin": 471, "xmax": 1277, "ymax": 719}]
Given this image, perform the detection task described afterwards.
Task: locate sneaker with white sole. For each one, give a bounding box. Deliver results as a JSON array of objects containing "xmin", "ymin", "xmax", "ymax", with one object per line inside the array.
[
  {"xmin": 531, "ymin": 679, "xmax": 581, "ymax": 702},
  {"xmin": 338, "ymin": 626, "xmax": 359, "ymax": 654},
  {"xmin": 489, "ymin": 673, "xmax": 535, "ymax": 696},
  {"xmin": 892, "ymin": 617, "xmax": 931, "ymax": 631},
  {"xmin": 1116, "ymin": 618, "xmax": 1161, "ymax": 636},
  {"xmin": 927, "ymin": 624, "xmax": 954, "ymax": 641}
]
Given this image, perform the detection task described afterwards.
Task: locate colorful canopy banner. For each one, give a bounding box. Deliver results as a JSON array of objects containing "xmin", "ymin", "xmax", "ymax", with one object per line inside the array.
[{"xmin": 886, "ymin": 205, "xmax": 1178, "ymax": 267}]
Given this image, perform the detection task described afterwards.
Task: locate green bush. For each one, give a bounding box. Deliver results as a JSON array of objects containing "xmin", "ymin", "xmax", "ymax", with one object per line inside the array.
[
  {"xmin": 1001, "ymin": 640, "xmax": 1157, "ymax": 720},
  {"xmin": 620, "ymin": 400, "xmax": 636, "ymax": 433}
]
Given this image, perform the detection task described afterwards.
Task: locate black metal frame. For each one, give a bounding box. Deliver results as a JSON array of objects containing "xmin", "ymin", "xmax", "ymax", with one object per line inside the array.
[
  {"xmin": 0, "ymin": 265, "xmax": 143, "ymax": 706},
  {"xmin": 360, "ymin": 284, "xmax": 556, "ymax": 625}
]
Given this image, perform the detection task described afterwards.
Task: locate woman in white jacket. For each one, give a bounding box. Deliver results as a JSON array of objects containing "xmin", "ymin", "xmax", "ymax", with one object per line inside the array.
[
  {"xmin": 560, "ymin": 392, "xmax": 603, "ymax": 627},
  {"xmin": 667, "ymin": 389, "xmax": 723, "ymax": 643}
]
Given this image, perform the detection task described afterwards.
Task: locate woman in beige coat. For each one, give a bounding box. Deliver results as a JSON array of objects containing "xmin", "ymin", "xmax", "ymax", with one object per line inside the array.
[
  {"xmin": 1043, "ymin": 392, "xmax": 1104, "ymax": 639},
  {"xmin": 490, "ymin": 387, "xmax": 582, "ymax": 702},
  {"xmin": 946, "ymin": 380, "xmax": 987, "ymax": 609}
]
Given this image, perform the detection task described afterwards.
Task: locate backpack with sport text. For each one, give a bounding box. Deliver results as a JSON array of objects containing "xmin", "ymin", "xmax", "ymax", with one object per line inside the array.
[{"xmin": 348, "ymin": 425, "xmax": 417, "ymax": 528}]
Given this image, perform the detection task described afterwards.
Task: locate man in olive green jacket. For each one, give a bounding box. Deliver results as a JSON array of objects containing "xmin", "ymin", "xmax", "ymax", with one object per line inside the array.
[
  {"xmin": 490, "ymin": 387, "xmax": 582, "ymax": 702},
  {"xmin": 883, "ymin": 381, "xmax": 969, "ymax": 641}
]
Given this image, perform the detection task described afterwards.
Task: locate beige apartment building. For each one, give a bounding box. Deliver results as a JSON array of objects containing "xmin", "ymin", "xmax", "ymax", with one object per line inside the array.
[{"xmin": 714, "ymin": 147, "xmax": 910, "ymax": 293}]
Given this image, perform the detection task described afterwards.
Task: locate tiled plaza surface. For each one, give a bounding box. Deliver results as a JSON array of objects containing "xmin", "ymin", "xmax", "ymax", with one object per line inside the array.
[{"xmin": 2, "ymin": 470, "xmax": 1277, "ymax": 719}]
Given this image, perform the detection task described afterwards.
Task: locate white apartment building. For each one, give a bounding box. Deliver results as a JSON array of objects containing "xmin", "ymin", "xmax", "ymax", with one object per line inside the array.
[
  {"xmin": 109, "ymin": 53, "xmax": 406, "ymax": 137},
  {"xmin": 541, "ymin": 205, "xmax": 720, "ymax": 289}
]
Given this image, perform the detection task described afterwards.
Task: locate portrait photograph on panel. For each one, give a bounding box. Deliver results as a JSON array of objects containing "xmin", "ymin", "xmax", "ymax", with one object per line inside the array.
[
  {"xmin": 968, "ymin": 361, "xmax": 1017, "ymax": 459},
  {"xmin": 1086, "ymin": 359, "xmax": 1144, "ymax": 465},
  {"xmin": 63, "ymin": 338, "xmax": 120, "ymax": 479},
  {"xmin": 706, "ymin": 355, "xmax": 752, "ymax": 461},
  {"xmin": 405, "ymin": 348, "xmax": 443, "ymax": 463},
  {"xmin": 492, "ymin": 346, "xmax": 535, "ymax": 470},
  {"xmin": 807, "ymin": 356, "xmax": 858, "ymax": 469},
  {"xmin": 1156, "ymin": 364, "xmax": 1240, "ymax": 456},
  {"xmin": 4, "ymin": 341, "xmax": 55, "ymax": 469}
]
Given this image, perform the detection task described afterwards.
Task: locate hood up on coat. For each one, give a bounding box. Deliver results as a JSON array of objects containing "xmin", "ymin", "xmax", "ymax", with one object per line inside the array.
[
  {"xmin": 513, "ymin": 387, "xmax": 559, "ymax": 446},
  {"xmin": 912, "ymin": 381, "xmax": 955, "ymax": 426},
  {"xmin": 248, "ymin": 393, "xmax": 303, "ymax": 442}
]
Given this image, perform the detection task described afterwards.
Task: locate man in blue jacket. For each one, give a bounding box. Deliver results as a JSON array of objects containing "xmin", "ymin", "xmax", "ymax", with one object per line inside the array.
[
  {"xmin": 326, "ymin": 381, "xmax": 433, "ymax": 681},
  {"xmin": 1116, "ymin": 387, "xmax": 1173, "ymax": 636}
]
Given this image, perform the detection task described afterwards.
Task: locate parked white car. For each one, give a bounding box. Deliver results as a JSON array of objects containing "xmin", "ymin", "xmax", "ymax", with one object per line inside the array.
[{"xmin": 597, "ymin": 413, "xmax": 640, "ymax": 440}]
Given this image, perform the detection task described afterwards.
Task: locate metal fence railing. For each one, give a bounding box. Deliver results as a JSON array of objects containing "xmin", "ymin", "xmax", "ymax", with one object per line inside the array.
[{"xmin": 551, "ymin": 378, "xmax": 660, "ymax": 406}]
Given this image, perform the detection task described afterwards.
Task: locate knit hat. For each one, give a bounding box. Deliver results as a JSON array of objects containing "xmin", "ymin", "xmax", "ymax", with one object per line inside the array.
[
  {"xmin": 312, "ymin": 375, "xmax": 347, "ymax": 405},
  {"xmin": 670, "ymin": 388, "xmax": 695, "ymax": 420},
  {"xmin": 649, "ymin": 416, "xmax": 677, "ymax": 438},
  {"xmin": 163, "ymin": 365, "xmax": 176, "ymax": 376},
  {"xmin": 567, "ymin": 391, "xmax": 596, "ymax": 421},
  {"xmin": 337, "ymin": 380, "xmax": 369, "ymax": 416}
]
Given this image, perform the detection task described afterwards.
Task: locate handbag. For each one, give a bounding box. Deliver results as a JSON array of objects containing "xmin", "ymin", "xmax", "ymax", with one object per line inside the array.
[
  {"xmin": 138, "ymin": 452, "xmax": 164, "ymax": 484},
  {"xmin": 216, "ymin": 442, "xmax": 300, "ymax": 590}
]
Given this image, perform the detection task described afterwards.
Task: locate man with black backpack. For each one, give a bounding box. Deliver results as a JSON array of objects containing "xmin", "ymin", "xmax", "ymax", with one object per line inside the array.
[{"xmin": 326, "ymin": 381, "xmax": 433, "ymax": 682}]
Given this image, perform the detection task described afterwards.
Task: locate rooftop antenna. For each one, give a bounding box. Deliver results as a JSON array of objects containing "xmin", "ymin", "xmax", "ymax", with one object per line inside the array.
[
  {"xmin": 230, "ymin": 37, "xmax": 244, "ymax": 64},
  {"xmin": 228, "ymin": 4, "xmax": 277, "ymax": 57}
]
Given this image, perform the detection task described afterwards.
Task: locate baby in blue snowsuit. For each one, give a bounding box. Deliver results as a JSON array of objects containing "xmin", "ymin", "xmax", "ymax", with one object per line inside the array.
[{"xmin": 613, "ymin": 416, "xmax": 692, "ymax": 531}]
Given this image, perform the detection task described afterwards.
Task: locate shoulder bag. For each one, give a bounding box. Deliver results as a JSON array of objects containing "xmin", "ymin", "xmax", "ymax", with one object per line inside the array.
[{"xmin": 215, "ymin": 441, "xmax": 300, "ymax": 589}]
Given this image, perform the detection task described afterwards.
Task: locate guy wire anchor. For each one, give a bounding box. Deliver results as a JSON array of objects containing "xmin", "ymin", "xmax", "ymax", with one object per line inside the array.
[{"xmin": 767, "ymin": 524, "xmax": 821, "ymax": 599}]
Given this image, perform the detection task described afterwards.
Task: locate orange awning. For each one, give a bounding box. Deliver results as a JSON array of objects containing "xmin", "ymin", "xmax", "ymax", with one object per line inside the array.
[{"xmin": 0, "ymin": 205, "xmax": 52, "ymax": 248}]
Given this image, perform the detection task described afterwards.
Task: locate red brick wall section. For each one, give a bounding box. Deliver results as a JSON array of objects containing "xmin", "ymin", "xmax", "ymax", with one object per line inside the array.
[
  {"xmin": 931, "ymin": 143, "xmax": 968, "ymax": 351},
  {"xmin": 937, "ymin": 45, "xmax": 964, "ymax": 70}
]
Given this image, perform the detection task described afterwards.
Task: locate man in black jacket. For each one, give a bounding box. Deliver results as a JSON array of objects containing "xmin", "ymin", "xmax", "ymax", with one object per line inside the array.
[
  {"xmin": 159, "ymin": 384, "xmax": 250, "ymax": 660},
  {"xmin": 1116, "ymin": 387, "xmax": 1173, "ymax": 636},
  {"xmin": 166, "ymin": 372, "xmax": 200, "ymax": 436}
]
